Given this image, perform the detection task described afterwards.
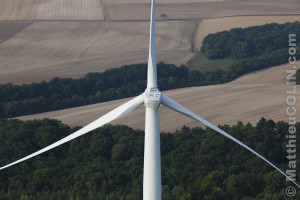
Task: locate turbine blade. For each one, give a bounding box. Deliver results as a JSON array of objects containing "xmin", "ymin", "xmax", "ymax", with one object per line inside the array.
[
  {"xmin": 161, "ymin": 94, "xmax": 300, "ymax": 188},
  {"xmin": 147, "ymin": 0, "xmax": 157, "ymax": 88},
  {"xmin": 0, "ymin": 95, "xmax": 144, "ymax": 170}
]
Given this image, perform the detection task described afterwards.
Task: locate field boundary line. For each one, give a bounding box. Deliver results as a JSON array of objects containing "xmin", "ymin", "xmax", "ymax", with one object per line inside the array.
[
  {"xmin": 99, "ymin": 0, "xmax": 109, "ymax": 21},
  {"xmin": 191, "ymin": 19, "xmax": 200, "ymax": 52}
]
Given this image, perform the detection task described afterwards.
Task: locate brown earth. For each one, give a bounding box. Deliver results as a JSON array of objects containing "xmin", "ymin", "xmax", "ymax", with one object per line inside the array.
[
  {"xmin": 0, "ymin": 20, "xmax": 195, "ymax": 84},
  {"xmin": 0, "ymin": 0, "xmax": 299, "ymax": 84},
  {"xmin": 1, "ymin": 0, "xmax": 299, "ymax": 21},
  {"xmin": 0, "ymin": 0, "xmax": 38, "ymax": 20},
  {"xmin": 36, "ymin": 0, "xmax": 104, "ymax": 20},
  {"xmin": 104, "ymin": 0, "xmax": 300, "ymax": 21},
  {"xmin": 0, "ymin": 0, "xmax": 104, "ymax": 20}
]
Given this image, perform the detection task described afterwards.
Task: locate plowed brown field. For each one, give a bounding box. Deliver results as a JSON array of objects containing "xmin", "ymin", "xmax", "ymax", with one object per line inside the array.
[{"xmin": 0, "ymin": 21, "xmax": 195, "ymax": 84}]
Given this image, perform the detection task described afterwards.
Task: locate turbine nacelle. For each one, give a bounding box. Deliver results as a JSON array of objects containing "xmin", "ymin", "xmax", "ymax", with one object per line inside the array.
[{"xmin": 143, "ymin": 87, "xmax": 161, "ymax": 109}]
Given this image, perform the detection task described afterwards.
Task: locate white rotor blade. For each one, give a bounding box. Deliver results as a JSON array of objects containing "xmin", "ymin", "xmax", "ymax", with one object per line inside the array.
[
  {"xmin": 161, "ymin": 94, "xmax": 300, "ymax": 188},
  {"xmin": 147, "ymin": 0, "xmax": 157, "ymax": 88},
  {"xmin": 0, "ymin": 94, "xmax": 144, "ymax": 170}
]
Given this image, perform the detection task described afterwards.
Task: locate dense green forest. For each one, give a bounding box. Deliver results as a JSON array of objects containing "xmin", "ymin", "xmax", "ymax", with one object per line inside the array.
[
  {"xmin": 201, "ymin": 22, "xmax": 300, "ymax": 80},
  {"xmin": 201, "ymin": 22, "xmax": 300, "ymax": 59},
  {"xmin": 0, "ymin": 118, "xmax": 299, "ymax": 200}
]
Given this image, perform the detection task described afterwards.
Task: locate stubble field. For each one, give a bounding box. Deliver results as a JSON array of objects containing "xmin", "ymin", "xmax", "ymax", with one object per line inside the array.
[
  {"xmin": 0, "ymin": 0, "xmax": 299, "ymax": 84},
  {"xmin": 103, "ymin": 0, "xmax": 300, "ymax": 20},
  {"xmin": 0, "ymin": 0, "xmax": 104, "ymax": 20},
  {"xmin": 0, "ymin": 20, "xmax": 195, "ymax": 84}
]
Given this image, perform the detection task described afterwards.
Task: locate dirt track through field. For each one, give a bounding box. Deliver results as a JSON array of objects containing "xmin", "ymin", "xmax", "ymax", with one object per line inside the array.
[{"xmin": 18, "ymin": 64, "xmax": 299, "ymax": 132}]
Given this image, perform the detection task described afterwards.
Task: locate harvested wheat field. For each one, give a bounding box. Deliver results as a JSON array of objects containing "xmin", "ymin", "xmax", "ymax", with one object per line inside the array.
[
  {"xmin": 0, "ymin": 21, "xmax": 32, "ymax": 44},
  {"xmin": 0, "ymin": 0, "xmax": 38, "ymax": 20},
  {"xmin": 0, "ymin": 0, "xmax": 104, "ymax": 20},
  {"xmin": 36, "ymin": 0, "xmax": 104, "ymax": 20},
  {"xmin": 1, "ymin": 0, "xmax": 298, "ymax": 21},
  {"xmin": 0, "ymin": 0, "xmax": 299, "ymax": 85},
  {"xmin": 195, "ymin": 15, "xmax": 300, "ymax": 50},
  {"xmin": 18, "ymin": 64, "xmax": 299, "ymax": 132},
  {"xmin": 108, "ymin": 0, "xmax": 227, "ymax": 4},
  {"xmin": 104, "ymin": 0, "xmax": 300, "ymax": 20},
  {"xmin": 0, "ymin": 20, "xmax": 195, "ymax": 84}
]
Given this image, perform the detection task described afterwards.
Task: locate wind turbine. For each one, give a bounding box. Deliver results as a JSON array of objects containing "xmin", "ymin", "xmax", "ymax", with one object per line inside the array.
[{"xmin": 0, "ymin": 0, "xmax": 299, "ymax": 199}]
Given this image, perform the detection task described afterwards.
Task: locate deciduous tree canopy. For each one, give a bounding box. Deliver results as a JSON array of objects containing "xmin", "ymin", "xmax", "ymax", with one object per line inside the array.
[
  {"xmin": 201, "ymin": 22, "xmax": 300, "ymax": 59},
  {"xmin": 0, "ymin": 119, "xmax": 299, "ymax": 199}
]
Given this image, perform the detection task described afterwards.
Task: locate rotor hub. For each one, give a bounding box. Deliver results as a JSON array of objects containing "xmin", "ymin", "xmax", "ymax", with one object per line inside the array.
[{"xmin": 144, "ymin": 87, "xmax": 161, "ymax": 109}]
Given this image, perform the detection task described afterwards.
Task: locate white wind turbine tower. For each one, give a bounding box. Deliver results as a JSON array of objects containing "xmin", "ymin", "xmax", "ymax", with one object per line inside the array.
[{"xmin": 1, "ymin": 0, "xmax": 299, "ymax": 199}]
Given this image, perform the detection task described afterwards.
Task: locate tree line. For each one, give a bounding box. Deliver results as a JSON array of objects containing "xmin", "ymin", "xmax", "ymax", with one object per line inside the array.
[
  {"xmin": 0, "ymin": 63, "xmax": 204, "ymax": 118},
  {"xmin": 0, "ymin": 118, "xmax": 298, "ymax": 200},
  {"xmin": 201, "ymin": 22, "xmax": 300, "ymax": 59},
  {"xmin": 1, "ymin": 60, "xmax": 299, "ymax": 119},
  {"xmin": 1, "ymin": 22, "xmax": 299, "ymax": 118},
  {"xmin": 201, "ymin": 22, "xmax": 300, "ymax": 80}
]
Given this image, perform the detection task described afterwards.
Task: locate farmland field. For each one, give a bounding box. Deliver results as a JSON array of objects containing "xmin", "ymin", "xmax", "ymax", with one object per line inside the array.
[
  {"xmin": 0, "ymin": 21, "xmax": 32, "ymax": 44},
  {"xmin": 0, "ymin": 20, "xmax": 195, "ymax": 84},
  {"xmin": 0, "ymin": 0, "xmax": 104, "ymax": 20},
  {"xmin": 36, "ymin": 0, "xmax": 104, "ymax": 20},
  {"xmin": 18, "ymin": 64, "xmax": 299, "ymax": 132},
  {"xmin": 0, "ymin": 0, "xmax": 299, "ymax": 84},
  {"xmin": 103, "ymin": 0, "xmax": 300, "ymax": 20},
  {"xmin": 0, "ymin": 0, "xmax": 38, "ymax": 20}
]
